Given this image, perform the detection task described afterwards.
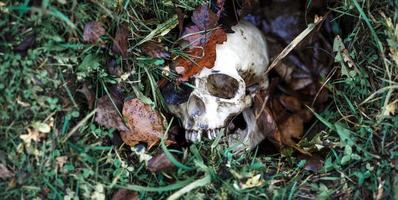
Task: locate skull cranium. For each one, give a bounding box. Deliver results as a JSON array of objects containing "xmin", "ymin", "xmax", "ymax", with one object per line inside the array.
[{"xmin": 169, "ymin": 20, "xmax": 269, "ymax": 150}]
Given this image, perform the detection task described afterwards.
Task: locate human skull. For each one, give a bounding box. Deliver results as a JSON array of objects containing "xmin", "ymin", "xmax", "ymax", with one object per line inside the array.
[{"xmin": 169, "ymin": 21, "xmax": 269, "ymax": 147}]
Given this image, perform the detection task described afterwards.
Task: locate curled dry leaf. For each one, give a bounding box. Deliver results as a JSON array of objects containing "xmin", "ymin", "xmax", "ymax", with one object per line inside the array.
[
  {"xmin": 141, "ymin": 41, "xmax": 170, "ymax": 59},
  {"xmin": 112, "ymin": 189, "xmax": 139, "ymax": 200},
  {"xmin": 120, "ymin": 99, "xmax": 173, "ymax": 148},
  {"xmin": 95, "ymin": 95, "xmax": 128, "ymax": 132},
  {"xmin": 83, "ymin": 21, "xmax": 106, "ymax": 44},
  {"xmin": 147, "ymin": 151, "xmax": 175, "ymax": 172},
  {"xmin": 112, "ymin": 24, "xmax": 129, "ymax": 57},
  {"xmin": 176, "ymin": 29, "xmax": 227, "ymax": 81}
]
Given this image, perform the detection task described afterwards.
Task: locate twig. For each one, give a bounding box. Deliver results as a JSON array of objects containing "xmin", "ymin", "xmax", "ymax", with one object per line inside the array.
[
  {"xmin": 265, "ymin": 15, "xmax": 324, "ymax": 75},
  {"xmin": 61, "ymin": 109, "xmax": 97, "ymax": 143}
]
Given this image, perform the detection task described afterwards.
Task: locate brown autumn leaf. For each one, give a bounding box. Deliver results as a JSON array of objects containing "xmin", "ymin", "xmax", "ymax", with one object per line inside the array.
[
  {"xmin": 191, "ymin": 5, "xmax": 219, "ymax": 31},
  {"xmin": 83, "ymin": 21, "xmax": 106, "ymax": 44},
  {"xmin": 120, "ymin": 99, "xmax": 173, "ymax": 148},
  {"xmin": 182, "ymin": 5, "xmax": 219, "ymax": 47},
  {"xmin": 182, "ymin": 25, "xmax": 207, "ymax": 47},
  {"xmin": 112, "ymin": 189, "xmax": 139, "ymax": 200},
  {"xmin": 147, "ymin": 151, "xmax": 175, "ymax": 172},
  {"xmin": 95, "ymin": 95, "xmax": 128, "ymax": 132},
  {"xmin": 112, "ymin": 24, "xmax": 129, "ymax": 57},
  {"xmin": 279, "ymin": 113, "xmax": 310, "ymax": 155},
  {"xmin": 176, "ymin": 29, "xmax": 227, "ymax": 81},
  {"xmin": 141, "ymin": 41, "xmax": 170, "ymax": 59},
  {"xmin": 279, "ymin": 95, "xmax": 302, "ymax": 112}
]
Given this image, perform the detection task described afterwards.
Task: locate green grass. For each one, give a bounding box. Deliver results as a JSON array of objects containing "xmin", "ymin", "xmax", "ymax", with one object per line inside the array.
[{"xmin": 0, "ymin": 0, "xmax": 397, "ymax": 199}]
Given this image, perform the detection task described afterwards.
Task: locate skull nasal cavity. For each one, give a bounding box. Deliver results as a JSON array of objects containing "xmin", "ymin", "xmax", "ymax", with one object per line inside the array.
[
  {"xmin": 187, "ymin": 95, "xmax": 205, "ymax": 117},
  {"xmin": 207, "ymin": 74, "xmax": 239, "ymax": 99}
]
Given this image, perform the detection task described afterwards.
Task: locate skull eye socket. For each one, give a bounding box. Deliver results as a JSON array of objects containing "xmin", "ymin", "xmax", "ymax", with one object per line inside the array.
[
  {"xmin": 206, "ymin": 74, "xmax": 239, "ymax": 99},
  {"xmin": 187, "ymin": 95, "xmax": 205, "ymax": 117}
]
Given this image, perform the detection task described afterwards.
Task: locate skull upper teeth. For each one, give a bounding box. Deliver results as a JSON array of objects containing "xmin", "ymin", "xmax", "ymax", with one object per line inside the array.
[{"xmin": 185, "ymin": 129, "xmax": 222, "ymax": 142}]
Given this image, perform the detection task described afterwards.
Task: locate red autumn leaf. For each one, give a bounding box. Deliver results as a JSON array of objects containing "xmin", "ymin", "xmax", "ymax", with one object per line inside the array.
[
  {"xmin": 120, "ymin": 99, "xmax": 173, "ymax": 148},
  {"xmin": 112, "ymin": 24, "xmax": 129, "ymax": 57},
  {"xmin": 141, "ymin": 41, "xmax": 170, "ymax": 58},
  {"xmin": 176, "ymin": 29, "xmax": 227, "ymax": 81},
  {"xmin": 83, "ymin": 21, "xmax": 106, "ymax": 44}
]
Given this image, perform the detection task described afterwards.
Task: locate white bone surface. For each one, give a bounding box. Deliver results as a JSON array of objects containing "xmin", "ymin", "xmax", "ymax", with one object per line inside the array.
[{"xmin": 169, "ymin": 20, "xmax": 269, "ymax": 144}]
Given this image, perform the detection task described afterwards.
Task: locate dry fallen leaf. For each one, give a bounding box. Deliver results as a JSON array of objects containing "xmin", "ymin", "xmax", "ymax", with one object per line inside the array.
[
  {"xmin": 83, "ymin": 21, "xmax": 106, "ymax": 44},
  {"xmin": 176, "ymin": 29, "xmax": 227, "ymax": 81},
  {"xmin": 120, "ymin": 99, "xmax": 172, "ymax": 148},
  {"xmin": 0, "ymin": 164, "xmax": 14, "ymax": 179},
  {"xmin": 141, "ymin": 41, "xmax": 170, "ymax": 59},
  {"xmin": 303, "ymin": 154, "xmax": 323, "ymax": 172},
  {"xmin": 112, "ymin": 189, "xmax": 139, "ymax": 200},
  {"xmin": 14, "ymin": 34, "xmax": 35, "ymax": 53},
  {"xmin": 95, "ymin": 95, "xmax": 128, "ymax": 132},
  {"xmin": 279, "ymin": 95, "xmax": 302, "ymax": 112},
  {"xmin": 55, "ymin": 156, "xmax": 68, "ymax": 171},
  {"xmin": 182, "ymin": 25, "xmax": 207, "ymax": 47},
  {"xmin": 279, "ymin": 113, "xmax": 310, "ymax": 155},
  {"xmin": 176, "ymin": 8, "xmax": 185, "ymax": 35},
  {"xmin": 20, "ymin": 128, "xmax": 40, "ymax": 144},
  {"xmin": 112, "ymin": 24, "xmax": 129, "ymax": 57},
  {"xmin": 253, "ymin": 92, "xmax": 278, "ymax": 143},
  {"xmin": 182, "ymin": 5, "xmax": 219, "ymax": 47},
  {"xmin": 77, "ymin": 83, "xmax": 95, "ymax": 109},
  {"xmin": 147, "ymin": 151, "xmax": 175, "ymax": 172},
  {"xmin": 191, "ymin": 5, "xmax": 218, "ymax": 30}
]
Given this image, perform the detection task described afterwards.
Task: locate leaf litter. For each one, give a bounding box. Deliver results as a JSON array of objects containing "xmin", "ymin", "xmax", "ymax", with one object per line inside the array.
[
  {"xmin": 92, "ymin": 0, "xmax": 333, "ymax": 173},
  {"xmin": 83, "ymin": 21, "xmax": 106, "ymax": 44}
]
